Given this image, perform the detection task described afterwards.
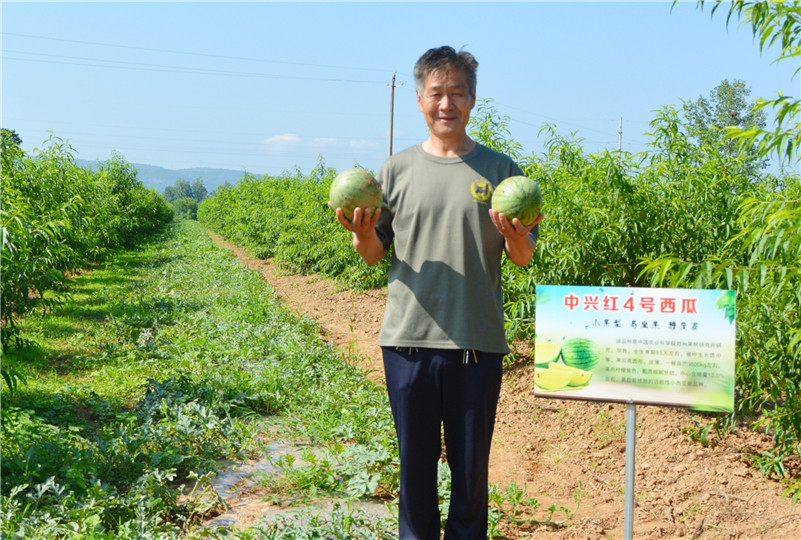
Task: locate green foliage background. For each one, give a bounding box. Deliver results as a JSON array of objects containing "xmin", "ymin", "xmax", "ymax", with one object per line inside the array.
[
  {"xmin": 197, "ymin": 161, "xmax": 390, "ymax": 290},
  {"xmin": 1, "ymin": 135, "xmax": 174, "ymax": 349}
]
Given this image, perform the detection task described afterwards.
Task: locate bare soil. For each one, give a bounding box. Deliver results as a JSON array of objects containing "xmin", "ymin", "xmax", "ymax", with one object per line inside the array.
[{"xmin": 207, "ymin": 230, "xmax": 800, "ymax": 539}]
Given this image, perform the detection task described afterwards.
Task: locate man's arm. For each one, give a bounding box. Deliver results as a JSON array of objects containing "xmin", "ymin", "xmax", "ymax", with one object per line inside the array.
[
  {"xmin": 331, "ymin": 205, "xmax": 386, "ymax": 266},
  {"xmin": 489, "ymin": 209, "xmax": 544, "ymax": 267}
]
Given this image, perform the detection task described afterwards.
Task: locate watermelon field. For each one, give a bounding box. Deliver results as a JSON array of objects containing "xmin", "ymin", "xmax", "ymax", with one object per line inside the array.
[
  {"xmin": 2, "ymin": 1, "xmax": 801, "ymax": 538},
  {"xmin": 2, "ymin": 120, "xmax": 800, "ymax": 538}
]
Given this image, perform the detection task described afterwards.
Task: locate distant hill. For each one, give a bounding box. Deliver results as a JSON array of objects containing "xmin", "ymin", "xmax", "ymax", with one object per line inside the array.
[{"xmin": 76, "ymin": 159, "xmax": 261, "ymax": 195}]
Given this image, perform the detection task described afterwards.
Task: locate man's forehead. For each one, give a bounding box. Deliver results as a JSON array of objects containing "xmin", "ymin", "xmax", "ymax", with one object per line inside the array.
[{"xmin": 423, "ymin": 68, "xmax": 470, "ymax": 90}]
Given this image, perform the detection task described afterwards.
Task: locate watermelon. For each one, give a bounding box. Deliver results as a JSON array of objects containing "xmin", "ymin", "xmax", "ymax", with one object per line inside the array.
[
  {"xmin": 534, "ymin": 341, "xmax": 561, "ymax": 368},
  {"xmin": 549, "ymin": 363, "xmax": 593, "ymax": 387},
  {"xmin": 534, "ymin": 368, "xmax": 572, "ymax": 391},
  {"xmin": 560, "ymin": 338, "xmax": 602, "ymax": 371},
  {"xmin": 491, "ymin": 175, "xmax": 543, "ymax": 226},
  {"xmin": 329, "ymin": 169, "xmax": 382, "ymax": 221}
]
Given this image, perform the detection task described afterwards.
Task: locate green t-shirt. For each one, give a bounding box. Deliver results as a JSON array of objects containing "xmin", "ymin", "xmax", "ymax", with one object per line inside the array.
[{"xmin": 374, "ymin": 143, "xmax": 537, "ymax": 354}]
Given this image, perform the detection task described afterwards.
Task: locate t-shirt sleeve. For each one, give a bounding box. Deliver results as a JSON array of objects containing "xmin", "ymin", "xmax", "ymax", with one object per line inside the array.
[
  {"xmin": 375, "ymin": 205, "xmax": 393, "ymax": 252},
  {"xmin": 529, "ymin": 223, "xmax": 539, "ymax": 245},
  {"xmin": 374, "ymin": 163, "xmax": 394, "ymax": 251}
]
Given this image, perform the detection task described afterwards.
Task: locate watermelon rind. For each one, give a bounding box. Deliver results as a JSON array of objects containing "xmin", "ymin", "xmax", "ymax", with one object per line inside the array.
[
  {"xmin": 329, "ymin": 169, "xmax": 382, "ymax": 221},
  {"xmin": 491, "ymin": 175, "xmax": 543, "ymax": 226}
]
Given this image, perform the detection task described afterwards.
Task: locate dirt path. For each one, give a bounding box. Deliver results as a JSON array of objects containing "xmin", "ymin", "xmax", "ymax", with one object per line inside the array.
[{"xmin": 208, "ymin": 230, "xmax": 800, "ymax": 539}]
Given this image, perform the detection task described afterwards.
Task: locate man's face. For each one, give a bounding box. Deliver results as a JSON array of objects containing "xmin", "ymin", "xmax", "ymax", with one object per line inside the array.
[{"xmin": 417, "ymin": 67, "xmax": 476, "ymax": 141}]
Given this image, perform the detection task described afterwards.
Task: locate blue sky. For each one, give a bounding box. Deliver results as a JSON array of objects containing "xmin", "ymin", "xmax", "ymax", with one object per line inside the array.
[{"xmin": 2, "ymin": 1, "xmax": 798, "ymax": 177}]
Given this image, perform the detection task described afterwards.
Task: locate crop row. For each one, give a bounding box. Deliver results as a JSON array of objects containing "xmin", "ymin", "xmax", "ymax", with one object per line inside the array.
[
  {"xmin": 1, "ymin": 135, "xmax": 173, "ymax": 353},
  {"xmin": 1, "ymin": 220, "xmax": 398, "ymax": 537}
]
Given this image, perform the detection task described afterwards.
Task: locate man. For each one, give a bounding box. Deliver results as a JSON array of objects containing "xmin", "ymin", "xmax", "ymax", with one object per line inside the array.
[{"xmin": 332, "ymin": 46, "xmax": 543, "ymax": 539}]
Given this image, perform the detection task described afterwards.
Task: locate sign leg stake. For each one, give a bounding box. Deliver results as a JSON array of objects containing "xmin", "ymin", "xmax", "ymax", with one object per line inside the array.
[{"xmin": 624, "ymin": 399, "xmax": 636, "ymax": 540}]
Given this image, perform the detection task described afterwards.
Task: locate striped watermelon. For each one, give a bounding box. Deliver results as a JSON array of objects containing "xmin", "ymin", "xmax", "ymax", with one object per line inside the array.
[
  {"xmin": 491, "ymin": 175, "xmax": 542, "ymax": 226},
  {"xmin": 560, "ymin": 338, "xmax": 602, "ymax": 371},
  {"xmin": 329, "ymin": 169, "xmax": 382, "ymax": 221}
]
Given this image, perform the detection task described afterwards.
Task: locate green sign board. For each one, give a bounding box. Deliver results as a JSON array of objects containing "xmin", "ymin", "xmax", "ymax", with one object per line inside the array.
[{"xmin": 534, "ymin": 285, "xmax": 736, "ymax": 412}]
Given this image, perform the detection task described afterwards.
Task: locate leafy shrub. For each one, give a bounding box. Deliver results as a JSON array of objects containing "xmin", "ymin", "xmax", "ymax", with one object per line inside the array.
[
  {"xmin": 172, "ymin": 197, "xmax": 199, "ymax": 220},
  {"xmin": 1, "ymin": 136, "xmax": 173, "ymax": 351},
  {"xmin": 198, "ymin": 159, "xmax": 389, "ymax": 289}
]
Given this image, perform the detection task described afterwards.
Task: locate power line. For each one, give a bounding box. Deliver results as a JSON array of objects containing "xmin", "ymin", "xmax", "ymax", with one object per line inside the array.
[
  {"xmin": 5, "ymin": 34, "xmax": 643, "ymax": 148},
  {"xmin": 11, "ymin": 122, "xmax": 391, "ymax": 154},
  {"xmin": 3, "ymin": 50, "xmax": 385, "ymax": 84},
  {"xmin": 4, "ymin": 33, "xmax": 657, "ymax": 167},
  {"xmin": 2, "ymin": 31, "xmax": 391, "ymax": 74}
]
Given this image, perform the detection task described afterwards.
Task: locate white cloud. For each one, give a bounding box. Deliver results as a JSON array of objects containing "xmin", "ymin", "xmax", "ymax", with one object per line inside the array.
[
  {"xmin": 349, "ymin": 139, "xmax": 378, "ymax": 150},
  {"xmin": 313, "ymin": 137, "xmax": 338, "ymax": 146},
  {"xmin": 264, "ymin": 133, "xmax": 301, "ymax": 144},
  {"xmin": 263, "ymin": 134, "xmax": 301, "ymax": 153}
]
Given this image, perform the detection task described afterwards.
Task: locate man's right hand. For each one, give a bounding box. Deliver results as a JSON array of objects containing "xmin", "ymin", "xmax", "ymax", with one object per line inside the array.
[
  {"xmin": 328, "ymin": 204, "xmax": 386, "ymax": 265},
  {"xmin": 329, "ymin": 204, "xmax": 381, "ymax": 235}
]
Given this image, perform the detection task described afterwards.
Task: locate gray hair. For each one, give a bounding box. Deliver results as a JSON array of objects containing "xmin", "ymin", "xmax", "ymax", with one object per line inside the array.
[{"xmin": 413, "ymin": 46, "xmax": 478, "ymax": 95}]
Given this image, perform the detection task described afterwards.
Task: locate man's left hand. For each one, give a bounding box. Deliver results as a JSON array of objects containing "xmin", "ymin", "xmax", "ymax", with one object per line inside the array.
[
  {"xmin": 489, "ymin": 209, "xmax": 544, "ymax": 266},
  {"xmin": 489, "ymin": 209, "xmax": 542, "ymax": 237}
]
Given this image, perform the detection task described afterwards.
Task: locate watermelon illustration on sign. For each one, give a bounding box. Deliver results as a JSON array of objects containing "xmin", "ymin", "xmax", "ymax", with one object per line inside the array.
[
  {"xmin": 560, "ymin": 338, "xmax": 602, "ymax": 371},
  {"xmin": 534, "ymin": 341, "xmax": 561, "ymax": 368}
]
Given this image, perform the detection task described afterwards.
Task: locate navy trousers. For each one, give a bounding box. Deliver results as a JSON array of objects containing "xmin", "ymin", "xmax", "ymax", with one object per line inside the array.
[{"xmin": 382, "ymin": 347, "xmax": 504, "ymax": 540}]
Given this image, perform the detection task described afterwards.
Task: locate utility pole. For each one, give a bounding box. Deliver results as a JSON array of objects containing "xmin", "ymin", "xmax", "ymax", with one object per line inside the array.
[
  {"xmin": 618, "ymin": 116, "xmax": 623, "ymax": 152},
  {"xmin": 388, "ymin": 72, "xmax": 396, "ymax": 157}
]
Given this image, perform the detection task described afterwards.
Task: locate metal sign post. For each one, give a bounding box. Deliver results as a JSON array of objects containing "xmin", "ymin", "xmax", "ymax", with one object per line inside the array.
[{"xmin": 624, "ymin": 400, "xmax": 636, "ymax": 540}]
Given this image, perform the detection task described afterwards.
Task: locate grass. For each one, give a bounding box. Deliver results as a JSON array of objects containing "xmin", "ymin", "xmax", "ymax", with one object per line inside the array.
[
  {"xmin": 1, "ymin": 219, "xmax": 575, "ymax": 539},
  {"xmin": 1, "ymin": 220, "xmax": 399, "ymax": 538}
]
